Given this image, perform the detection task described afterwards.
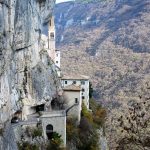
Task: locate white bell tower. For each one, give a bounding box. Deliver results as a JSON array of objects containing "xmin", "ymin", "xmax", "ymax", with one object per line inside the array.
[
  {"xmin": 48, "ymin": 16, "xmax": 61, "ymax": 76},
  {"xmin": 48, "ymin": 16, "xmax": 56, "ymax": 61}
]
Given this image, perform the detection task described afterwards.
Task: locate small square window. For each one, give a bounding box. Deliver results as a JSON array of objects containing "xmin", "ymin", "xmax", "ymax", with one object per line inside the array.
[
  {"xmin": 73, "ymin": 81, "xmax": 76, "ymax": 84},
  {"xmin": 75, "ymin": 98, "xmax": 78, "ymax": 103},
  {"xmin": 81, "ymin": 81, "xmax": 85, "ymax": 85},
  {"xmin": 65, "ymin": 81, "xmax": 67, "ymax": 84},
  {"xmin": 82, "ymin": 96, "xmax": 85, "ymax": 99}
]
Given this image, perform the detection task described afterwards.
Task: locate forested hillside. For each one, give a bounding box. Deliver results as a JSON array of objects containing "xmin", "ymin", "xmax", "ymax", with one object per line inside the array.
[{"xmin": 55, "ymin": 1, "xmax": 150, "ymax": 148}]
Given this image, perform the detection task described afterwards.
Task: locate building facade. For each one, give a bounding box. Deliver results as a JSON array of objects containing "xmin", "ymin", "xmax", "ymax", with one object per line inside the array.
[
  {"xmin": 40, "ymin": 111, "xmax": 66, "ymax": 146},
  {"xmin": 63, "ymin": 85, "xmax": 82, "ymax": 122},
  {"xmin": 61, "ymin": 75, "xmax": 90, "ymax": 109}
]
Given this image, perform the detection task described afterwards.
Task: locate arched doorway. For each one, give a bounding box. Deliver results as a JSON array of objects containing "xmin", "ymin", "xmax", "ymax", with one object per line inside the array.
[{"xmin": 46, "ymin": 124, "xmax": 53, "ymax": 139}]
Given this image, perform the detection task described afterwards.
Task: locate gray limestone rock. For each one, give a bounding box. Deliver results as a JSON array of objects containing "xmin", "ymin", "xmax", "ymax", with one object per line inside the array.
[{"xmin": 0, "ymin": 0, "xmax": 59, "ymax": 149}]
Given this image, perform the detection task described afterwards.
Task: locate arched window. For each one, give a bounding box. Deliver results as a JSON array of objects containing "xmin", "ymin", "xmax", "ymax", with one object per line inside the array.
[{"xmin": 46, "ymin": 124, "xmax": 53, "ymax": 139}]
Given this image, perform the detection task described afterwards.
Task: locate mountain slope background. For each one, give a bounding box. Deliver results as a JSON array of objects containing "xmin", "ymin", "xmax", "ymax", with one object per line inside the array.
[{"xmin": 55, "ymin": 0, "xmax": 150, "ymax": 148}]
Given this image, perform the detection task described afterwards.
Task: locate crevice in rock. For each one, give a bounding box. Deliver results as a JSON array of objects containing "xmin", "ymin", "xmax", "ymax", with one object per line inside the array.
[
  {"xmin": 15, "ymin": 44, "xmax": 32, "ymax": 52},
  {"xmin": 23, "ymin": 66, "xmax": 28, "ymax": 96}
]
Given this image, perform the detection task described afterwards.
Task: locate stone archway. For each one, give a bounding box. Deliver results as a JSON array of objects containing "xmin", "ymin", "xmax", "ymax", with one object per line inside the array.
[
  {"xmin": 46, "ymin": 124, "xmax": 53, "ymax": 139},
  {"xmin": 40, "ymin": 112, "xmax": 66, "ymax": 145}
]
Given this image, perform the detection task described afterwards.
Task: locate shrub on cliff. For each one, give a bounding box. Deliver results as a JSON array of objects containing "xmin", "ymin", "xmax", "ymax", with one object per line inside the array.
[
  {"xmin": 18, "ymin": 142, "xmax": 39, "ymax": 150},
  {"xmin": 81, "ymin": 102, "xmax": 93, "ymax": 123},
  {"xmin": 93, "ymin": 106, "xmax": 107, "ymax": 127},
  {"xmin": 25, "ymin": 126, "xmax": 42, "ymax": 138},
  {"xmin": 66, "ymin": 99, "xmax": 106, "ymax": 150},
  {"xmin": 46, "ymin": 132, "xmax": 65, "ymax": 150},
  {"xmin": 89, "ymin": 98, "xmax": 107, "ymax": 127},
  {"xmin": 78, "ymin": 117, "xmax": 99, "ymax": 150},
  {"xmin": 66, "ymin": 117, "xmax": 79, "ymax": 143}
]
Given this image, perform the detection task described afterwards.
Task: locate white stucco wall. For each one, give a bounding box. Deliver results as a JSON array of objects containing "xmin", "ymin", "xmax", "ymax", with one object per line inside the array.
[
  {"xmin": 64, "ymin": 90, "xmax": 82, "ymax": 122},
  {"xmin": 62, "ymin": 79, "xmax": 89, "ymax": 109},
  {"xmin": 40, "ymin": 111, "xmax": 66, "ymax": 146}
]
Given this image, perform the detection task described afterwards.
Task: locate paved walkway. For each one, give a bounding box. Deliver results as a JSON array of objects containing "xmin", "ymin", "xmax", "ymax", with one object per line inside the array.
[{"xmin": 11, "ymin": 120, "xmax": 38, "ymax": 128}]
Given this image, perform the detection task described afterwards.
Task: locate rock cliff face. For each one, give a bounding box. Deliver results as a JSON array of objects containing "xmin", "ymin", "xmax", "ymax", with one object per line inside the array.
[{"xmin": 0, "ymin": 0, "xmax": 60, "ymax": 123}]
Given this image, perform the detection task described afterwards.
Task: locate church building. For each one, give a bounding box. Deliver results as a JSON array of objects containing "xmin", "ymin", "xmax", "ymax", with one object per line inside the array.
[
  {"xmin": 61, "ymin": 75, "xmax": 90, "ymax": 110},
  {"xmin": 41, "ymin": 16, "xmax": 90, "ymax": 110},
  {"xmin": 39, "ymin": 15, "xmax": 90, "ymax": 145}
]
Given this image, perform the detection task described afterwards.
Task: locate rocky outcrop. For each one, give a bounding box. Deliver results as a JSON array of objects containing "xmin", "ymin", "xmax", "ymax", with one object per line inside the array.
[{"xmin": 0, "ymin": 0, "xmax": 59, "ymax": 123}]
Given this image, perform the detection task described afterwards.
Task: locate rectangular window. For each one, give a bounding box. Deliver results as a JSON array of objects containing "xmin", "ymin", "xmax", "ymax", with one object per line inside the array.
[
  {"xmin": 56, "ymin": 61, "xmax": 58, "ymax": 64},
  {"xmin": 50, "ymin": 32, "xmax": 54, "ymax": 39},
  {"xmin": 75, "ymin": 98, "xmax": 78, "ymax": 103},
  {"xmin": 81, "ymin": 81, "xmax": 85, "ymax": 85},
  {"xmin": 82, "ymin": 88, "xmax": 85, "ymax": 92},
  {"xmin": 73, "ymin": 81, "xmax": 76, "ymax": 84},
  {"xmin": 82, "ymin": 96, "xmax": 85, "ymax": 99},
  {"xmin": 65, "ymin": 81, "xmax": 67, "ymax": 84},
  {"xmin": 49, "ymin": 20, "xmax": 51, "ymax": 26}
]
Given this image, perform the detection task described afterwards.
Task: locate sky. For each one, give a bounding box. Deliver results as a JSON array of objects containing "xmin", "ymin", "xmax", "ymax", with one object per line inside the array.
[{"xmin": 56, "ymin": 0, "xmax": 73, "ymax": 4}]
